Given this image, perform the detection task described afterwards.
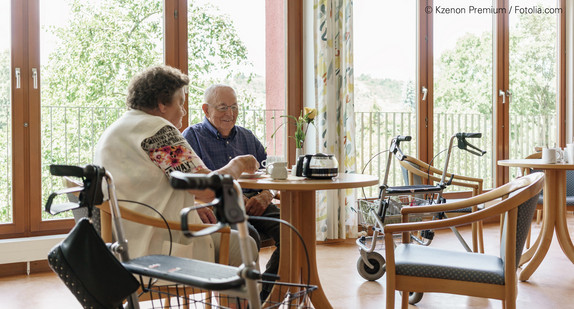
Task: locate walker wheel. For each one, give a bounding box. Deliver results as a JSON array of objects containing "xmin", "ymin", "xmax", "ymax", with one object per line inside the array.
[
  {"xmin": 399, "ymin": 291, "xmax": 424, "ymax": 304},
  {"xmin": 356, "ymin": 252, "xmax": 385, "ymax": 281},
  {"xmin": 409, "ymin": 292, "xmax": 424, "ymax": 304}
]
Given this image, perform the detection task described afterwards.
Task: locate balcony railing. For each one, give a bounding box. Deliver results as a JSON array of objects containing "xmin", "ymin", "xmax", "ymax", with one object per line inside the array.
[{"xmin": 0, "ymin": 104, "xmax": 555, "ymax": 223}]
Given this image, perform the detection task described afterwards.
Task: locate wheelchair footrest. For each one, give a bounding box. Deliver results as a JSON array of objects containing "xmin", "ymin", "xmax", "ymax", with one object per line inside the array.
[{"xmin": 123, "ymin": 255, "xmax": 245, "ymax": 291}]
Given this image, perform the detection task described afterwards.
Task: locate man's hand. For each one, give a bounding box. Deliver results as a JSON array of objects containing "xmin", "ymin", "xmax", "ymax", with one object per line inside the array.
[
  {"xmin": 245, "ymin": 190, "xmax": 273, "ymax": 216},
  {"xmin": 216, "ymin": 154, "xmax": 259, "ymax": 179},
  {"xmin": 234, "ymin": 154, "xmax": 260, "ymax": 174},
  {"xmin": 197, "ymin": 207, "xmax": 217, "ymax": 224}
]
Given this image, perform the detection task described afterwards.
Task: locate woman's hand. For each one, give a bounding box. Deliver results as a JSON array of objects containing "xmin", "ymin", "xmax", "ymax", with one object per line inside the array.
[{"xmin": 197, "ymin": 207, "xmax": 217, "ymax": 224}]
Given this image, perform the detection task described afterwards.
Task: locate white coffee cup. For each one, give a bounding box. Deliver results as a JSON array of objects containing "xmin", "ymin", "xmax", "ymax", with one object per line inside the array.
[
  {"xmin": 541, "ymin": 148, "xmax": 557, "ymax": 164},
  {"xmin": 291, "ymin": 165, "xmax": 298, "ymax": 176},
  {"xmin": 267, "ymin": 162, "xmax": 288, "ymax": 180},
  {"xmin": 567, "ymin": 144, "xmax": 574, "ymax": 164},
  {"xmin": 261, "ymin": 156, "xmax": 285, "ymax": 168}
]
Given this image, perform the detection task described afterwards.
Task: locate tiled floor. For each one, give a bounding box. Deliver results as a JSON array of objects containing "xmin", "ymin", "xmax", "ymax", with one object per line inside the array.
[{"xmin": 1, "ymin": 214, "xmax": 573, "ymax": 308}]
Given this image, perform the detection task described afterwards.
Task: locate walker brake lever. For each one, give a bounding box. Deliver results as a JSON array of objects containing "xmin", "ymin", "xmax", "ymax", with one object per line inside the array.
[
  {"xmin": 456, "ymin": 133, "xmax": 486, "ymax": 157},
  {"xmin": 180, "ymin": 199, "xmax": 228, "ymax": 238}
]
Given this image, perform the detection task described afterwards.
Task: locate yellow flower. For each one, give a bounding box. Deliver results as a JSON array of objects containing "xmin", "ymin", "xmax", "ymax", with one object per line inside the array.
[
  {"xmin": 271, "ymin": 107, "xmax": 317, "ymax": 149},
  {"xmin": 304, "ymin": 107, "xmax": 317, "ymax": 122}
]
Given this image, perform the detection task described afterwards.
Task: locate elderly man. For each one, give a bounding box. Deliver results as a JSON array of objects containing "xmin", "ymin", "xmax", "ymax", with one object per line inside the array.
[{"xmin": 182, "ymin": 84, "xmax": 280, "ymax": 301}]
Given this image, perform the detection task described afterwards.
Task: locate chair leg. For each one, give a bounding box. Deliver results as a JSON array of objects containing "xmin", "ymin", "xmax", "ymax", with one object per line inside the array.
[
  {"xmin": 401, "ymin": 291, "xmax": 409, "ymax": 309},
  {"xmin": 386, "ymin": 285, "xmax": 395, "ymax": 309},
  {"xmin": 536, "ymin": 209, "xmax": 542, "ymax": 225},
  {"xmin": 472, "ymin": 222, "xmax": 478, "ymax": 252},
  {"xmin": 478, "ymin": 220, "xmax": 485, "ymax": 253}
]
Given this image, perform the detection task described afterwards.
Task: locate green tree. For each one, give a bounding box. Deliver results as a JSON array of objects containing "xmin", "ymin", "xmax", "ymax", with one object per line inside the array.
[
  {"xmin": 42, "ymin": 0, "xmax": 252, "ymax": 110},
  {"xmin": 434, "ymin": 11, "xmax": 556, "ymax": 117},
  {"xmin": 36, "ymin": 0, "xmax": 255, "ymax": 218},
  {"xmin": 434, "ymin": 31, "xmax": 493, "ymax": 114}
]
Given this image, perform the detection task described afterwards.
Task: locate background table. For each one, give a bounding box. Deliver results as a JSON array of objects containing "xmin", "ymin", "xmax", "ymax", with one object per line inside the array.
[
  {"xmin": 498, "ymin": 159, "xmax": 574, "ymax": 281},
  {"xmin": 239, "ymin": 173, "xmax": 379, "ymax": 309}
]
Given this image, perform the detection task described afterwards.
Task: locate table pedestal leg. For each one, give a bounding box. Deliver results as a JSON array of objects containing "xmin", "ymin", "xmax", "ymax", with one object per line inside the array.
[
  {"xmin": 555, "ymin": 190, "xmax": 574, "ymax": 263},
  {"xmin": 519, "ymin": 170, "xmax": 560, "ymax": 281},
  {"xmin": 268, "ymin": 190, "xmax": 332, "ymax": 309},
  {"xmin": 298, "ymin": 191, "xmax": 331, "ymax": 309}
]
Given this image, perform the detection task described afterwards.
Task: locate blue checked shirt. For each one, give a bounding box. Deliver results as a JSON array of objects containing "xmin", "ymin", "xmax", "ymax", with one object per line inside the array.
[{"xmin": 182, "ymin": 117, "xmax": 267, "ymax": 171}]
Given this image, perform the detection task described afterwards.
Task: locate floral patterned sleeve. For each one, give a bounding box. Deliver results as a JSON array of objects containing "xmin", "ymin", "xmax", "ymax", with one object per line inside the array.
[{"xmin": 141, "ymin": 125, "xmax": 207, "ymax": 177}]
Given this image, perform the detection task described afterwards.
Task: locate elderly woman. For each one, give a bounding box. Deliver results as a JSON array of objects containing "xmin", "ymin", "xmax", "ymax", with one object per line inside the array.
[{"xmin": 94, "ymin": 65, "xmax": 259, "ymax": 266}]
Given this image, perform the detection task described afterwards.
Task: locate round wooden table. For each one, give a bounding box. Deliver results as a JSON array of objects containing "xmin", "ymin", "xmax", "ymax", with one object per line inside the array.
[
  {"xmin": 498, "ymin": 159, "xmax": 574, "ymax": 281},
  {"xmin": 239, "ymin": 173, "xmax": 379, "ymax": 309}
]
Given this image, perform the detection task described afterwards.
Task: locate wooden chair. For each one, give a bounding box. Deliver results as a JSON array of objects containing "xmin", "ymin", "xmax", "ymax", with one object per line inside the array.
[
  {"xmin": 64, "ymin": 177, "xmax": 231, "ymax": 308},
  {"xmin": 399, "ymin": 155, "xmax": 485, "ymax": 253},
  {"xmin": 384, "ymin": 172, "xmax": 544, "ymax": 309}
]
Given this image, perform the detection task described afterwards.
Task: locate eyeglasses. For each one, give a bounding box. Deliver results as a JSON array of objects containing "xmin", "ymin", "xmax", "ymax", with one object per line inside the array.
[{"xmin": 212, "ymin": 104, "xmax": 239, "ymax": 113}]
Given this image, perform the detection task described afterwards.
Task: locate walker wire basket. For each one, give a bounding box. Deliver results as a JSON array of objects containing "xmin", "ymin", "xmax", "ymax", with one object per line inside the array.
[
  {"xmin": 135, "ymin": 280, "xmax": 317, "ymax": 309},
  {"xmin": 356, "ymin": 195, "xmax": 429, "ymax": 229}
]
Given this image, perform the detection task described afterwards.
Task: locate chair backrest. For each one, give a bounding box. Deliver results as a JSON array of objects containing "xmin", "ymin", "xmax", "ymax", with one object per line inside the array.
[
  {"xmin": 501, "ymin": 192, "xmax": 539, "ymax": 268},
  {"xmin": 399, "ymin": 155, "xmax": 483, "ymax": 195}
]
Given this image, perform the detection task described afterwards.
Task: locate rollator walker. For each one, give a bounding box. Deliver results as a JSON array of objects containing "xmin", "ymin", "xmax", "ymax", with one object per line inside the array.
[
  {"xmin": 355, "ymin": 133, "xmax": 486, "ymax": 304},
  {"xmin": 45, "ymin": 164, "xmax": 315, "ymax": 308}
]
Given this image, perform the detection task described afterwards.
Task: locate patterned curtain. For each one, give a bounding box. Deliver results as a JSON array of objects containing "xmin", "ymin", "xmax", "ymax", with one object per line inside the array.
[{"xmin": 313, "ymin": 0, "xmax": 357, "ymax": 240}]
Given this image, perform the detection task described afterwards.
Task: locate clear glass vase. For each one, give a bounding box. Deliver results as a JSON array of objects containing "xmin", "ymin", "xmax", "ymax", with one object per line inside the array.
[{"xmin": 295, "ymin": 147, "xmax": 304, "ymax": 161}]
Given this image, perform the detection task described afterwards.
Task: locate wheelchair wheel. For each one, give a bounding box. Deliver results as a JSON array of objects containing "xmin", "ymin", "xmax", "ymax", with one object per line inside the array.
[{"xmin": 356, "ymin": 252, "xmax": 385, "ymax": 281}]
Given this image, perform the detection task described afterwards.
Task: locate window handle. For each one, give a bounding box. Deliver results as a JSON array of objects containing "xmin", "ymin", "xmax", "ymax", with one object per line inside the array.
[
  {"xmin": 422, "ymin": 86, "xmax": 428, "ymax": 101},
  {"xmin": 15, "ymin": 68, "xmax": 21, "ymax": 89},
  {"xmin": 499, "ymin": 89, "xmax": 508, "ymax": 104},
  {"xmin": 32, "ymin": 68, "xmax": 38, "ymax": 89}
]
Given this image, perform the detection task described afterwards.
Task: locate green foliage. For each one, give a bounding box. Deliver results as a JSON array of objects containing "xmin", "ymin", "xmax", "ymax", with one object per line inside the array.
[
  {"xmin": 434, "ymin": 11, "xmax": 556, "ymax": 117},
  {"xmin": 36, "ymin": 0, "xmax": 254, "ymax": 220},
  {"xmin": 434, "ymin": 31, "xmax": 493, "ymax": 114},
  {"xmin": 508, "ymin": 11, "xmax": 556, "ymax": 116},
  {"xmin": 187, "ymin": 2, "xmax": 253, "ymax": 108},
  {"xmin": 42, "ymin": 0, "xmax": 164, "ymax": 109}
]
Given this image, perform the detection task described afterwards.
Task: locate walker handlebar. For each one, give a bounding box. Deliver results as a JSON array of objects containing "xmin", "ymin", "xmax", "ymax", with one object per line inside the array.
[
  {"xmin": 170, "ymin": 171, "xmax": 223, "ymax": 192},
  {"xmin": 45, "ymin": 164, "xmax": 105, "ymax": 215},
  {"xmin": 170, "ymin": 171, "xmax": 246, "ymax": 236},
  {"xmin": 390, "ymin": 135, "xmax": 412, "ymax": 161},
  {"xmin": 50, "ymin": 164, "xmax": 98, "ymax": 178},
  {"xmin": 455, "ymin": 133, "xmax": 486, "ymax": 156},
  {"xmin": 396, "ymin": 135, "xmax": 412, "ymax": 142}
]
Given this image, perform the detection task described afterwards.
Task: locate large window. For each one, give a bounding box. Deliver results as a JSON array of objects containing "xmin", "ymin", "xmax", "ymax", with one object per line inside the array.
[
  {"xmin": 354, "ymin": 0, "xmax": 564, "ymax": 193},
  {"xmin": 39, "ymin": 0, "xmax": 165, "ymax": 221},
  {"xmin": 2, "ymin": 0, "xmax": 290, "ymax": 238},
  {"xmin": 0, "ymin": 1, "xmax": 12, "ymax": 224},
  {"xmin": 186, "ymin": 0, "xmax": 285, "ymax": 157},
  {"xmin": 433, "ymin": 0, "xmax": 493, "ymax": 189},
  {"xmin": 508, "ymin": 0, "xmax": 559, "ymax": 178},
  {"xmin": 354, "ymin": 0, "xmax": 416, "ymax": 195}
]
